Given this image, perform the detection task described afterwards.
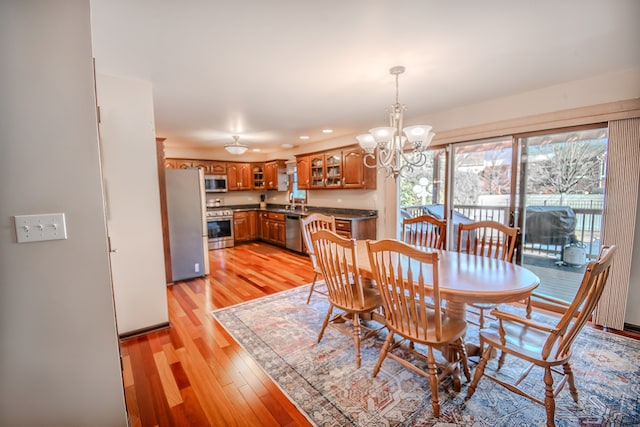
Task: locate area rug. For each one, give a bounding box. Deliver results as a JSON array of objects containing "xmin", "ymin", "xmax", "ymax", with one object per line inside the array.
[{"xmin": 211, "ymin": 283, "xmax": 640, "ymax": 426}]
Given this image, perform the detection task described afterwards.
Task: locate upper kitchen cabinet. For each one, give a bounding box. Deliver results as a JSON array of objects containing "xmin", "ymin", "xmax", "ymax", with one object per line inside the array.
[
  {"xmin": 296, "ymin": 156, "xmax": 310, "ymax": 190},
  {"xmin": 298, "ymin": 145, "xmax": 375, "ymax": 190},
  {"xmin": 309, "ymin": 152, "xmax": 341, "ymax": 188},
  {"xmin": 342, "ymin": 147, "xmax": 377, "ymax": 189},
  {"xmin": 209, "ymin": 161, "xmax": 227, "ymax": 175},
  {"xmin": 227, "ymin": 162, "xmax": 252, "ymax": 191},
  {"xmin": 251, "ymin": 163, "xmax": 265, "ymax": 190},
  {"xmin": 265, "ymin": 160, "xmax": 287, "ymax": 191}
]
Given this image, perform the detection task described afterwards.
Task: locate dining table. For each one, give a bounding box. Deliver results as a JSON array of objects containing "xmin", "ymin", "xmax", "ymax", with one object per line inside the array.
[{"xmin": 353, "ymin": 240, "xmax": 541, "ymax": 355}]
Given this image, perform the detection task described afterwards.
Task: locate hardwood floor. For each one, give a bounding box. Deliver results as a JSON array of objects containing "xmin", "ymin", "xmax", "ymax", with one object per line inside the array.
[
  {"xmin": 120, "ymin": 242, "xmax": 315, "ymax": 427},
  {"xmin": 119, "ymin": 241, "xmax": 639, "ymax": 426}
]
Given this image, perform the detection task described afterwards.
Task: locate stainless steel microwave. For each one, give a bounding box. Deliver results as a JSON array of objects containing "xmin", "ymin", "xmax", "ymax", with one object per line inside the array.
[{"xmin": 204, "ymin": 175, "xmax": 228, "ymax": 192}]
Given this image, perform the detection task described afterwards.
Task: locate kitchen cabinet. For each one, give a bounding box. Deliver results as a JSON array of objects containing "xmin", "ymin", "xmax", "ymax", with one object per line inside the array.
[
  {"xmin": 265, "ymin": 160, "xmax": 287, "ymax": 191},
  {"xmin": 296, "ymin": 156, "xmax": 310, "ymax": 190},
  {"xmin": 209, "ymin": 161, "xmax": 227, "ymax": 175},
  {"xmin": 234, "ymin": 211, "xmax": 258, "ymax": 242},
  {"xmin": 310, "ymin": 151, "xmax": 342, "ymax": 188},
  {"xmin": 342, "ymin": 147, "xmax": 377, "ymax": 189},
  {"xmin": 251, "ymin": 163, "xmax": 265, "ymax": 190},
  {"xmin": 259, "ymin": 211, "xmax": 285, "ymax": 246},
  {"xmin": 165, "ymin": 158, "xmax": 227, "ymax": 176},
  {"xmin": 335, "ymin": 217, "xmax": 377, "ymax": 240},
  {"xmin": 228, "ymin": 162, "xmax": 252, "ymax": 191},
  {"xmin": 297, "ymin": 145, "xmax": 375, "ymax": 190}
]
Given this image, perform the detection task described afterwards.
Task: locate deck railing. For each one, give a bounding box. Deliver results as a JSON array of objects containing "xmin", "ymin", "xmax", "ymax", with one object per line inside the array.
[{"xmin": 400, "ymin": 203, "xmax": 602, "ymax": 260}]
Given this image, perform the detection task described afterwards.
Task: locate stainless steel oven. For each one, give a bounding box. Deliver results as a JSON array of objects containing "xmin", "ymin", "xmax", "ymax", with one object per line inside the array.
[{"xmin": 206, "ymin": 209, "xmax": 234, "ymax": 249}]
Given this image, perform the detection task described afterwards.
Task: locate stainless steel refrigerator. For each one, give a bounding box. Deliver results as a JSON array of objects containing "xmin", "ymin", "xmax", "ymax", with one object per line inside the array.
[{"xmin": 165, "ymin": 168, "xmax": 209, "ymax": 281}]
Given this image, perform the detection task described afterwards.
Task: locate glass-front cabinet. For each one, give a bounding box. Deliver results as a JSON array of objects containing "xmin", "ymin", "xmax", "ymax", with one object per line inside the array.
[{"xmin": 310, "ymin": 152, "xmax": 342, "ymax": 188}]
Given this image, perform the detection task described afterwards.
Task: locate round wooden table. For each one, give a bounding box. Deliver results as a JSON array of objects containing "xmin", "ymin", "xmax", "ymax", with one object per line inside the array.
[{"xmin": 354, "ymin": 240, "xmax": 540, "ymax": 323}]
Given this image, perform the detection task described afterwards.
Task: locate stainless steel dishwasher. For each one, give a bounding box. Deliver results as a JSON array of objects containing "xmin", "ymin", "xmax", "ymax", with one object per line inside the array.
[{"xmin": 285, "ymin": 214, "xmax": 302, "ymax": 252}]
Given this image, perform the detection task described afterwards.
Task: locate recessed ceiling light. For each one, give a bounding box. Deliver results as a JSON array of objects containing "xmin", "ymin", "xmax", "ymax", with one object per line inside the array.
[
  {"xmin": 299, "ymin": 135, "xmax": 310, "ymax": 140},
  {"xmin": 322, "ymin": 129, "xmax": 333, "ymax": 134},
  {"xmin": 252, "ymin": 148, "xmax": 261, "ymax": 152},
  {"xmin": 281, "ymin": 143, "xmax": 293, "ymax": 148}
]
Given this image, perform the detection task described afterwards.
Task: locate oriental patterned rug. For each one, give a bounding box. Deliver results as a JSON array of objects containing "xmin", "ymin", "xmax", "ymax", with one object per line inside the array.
[{"xmin": 211, "ymin": 283, "xmax": 640, "ymax": 426}]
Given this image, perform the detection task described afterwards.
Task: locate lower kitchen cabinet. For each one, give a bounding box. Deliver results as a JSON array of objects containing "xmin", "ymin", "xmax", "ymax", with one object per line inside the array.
[
  {"xmin": 259, "ymin": 212, "xmax": 285, "ymax": 247},
  {"xmin": 335, "ymin": 217, "xmax": 377, "ymax": 240},
  {"xmin": 234, "ymin": 211, "xmax": 258, "ymax": 242}
]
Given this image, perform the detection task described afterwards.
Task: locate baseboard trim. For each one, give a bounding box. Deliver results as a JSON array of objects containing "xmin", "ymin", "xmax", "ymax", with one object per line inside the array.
[
  {"xmin": 624, "ymin": 322, "xmax": 640, "ymax": 333},
  {"xmin": 118, "ymin": 321, "xmax": 171, "ymax": 341}
]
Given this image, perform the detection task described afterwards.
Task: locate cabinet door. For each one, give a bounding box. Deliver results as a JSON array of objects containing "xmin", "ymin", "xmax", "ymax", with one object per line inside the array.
[
  {"xmin": 238, "ymin": 163, "xmax": 252, "ymax": 190},
  {"xmin": 325, "ymin": 151, "xmax": 342, "ymax": 188},
  {"xmin": 265, "ymin": 161, "xmax": 287, "ymax": 190},
  {"xmin": 227, "ymin": 163, "xmax": 239, "ymax": 190},
  {"xmin": 273, "ymin": 221, "xmax": 286, "ymax": 246},
  {"xmin": 192, "ymin": 160, "xmax": 210, "ymax": 172},
  {"xmin": 175, "ymin": 159, "xmax": 194, "ymax": 169},
  {"xmin": 309, "ymin": 154, "xmax": 325, "ymax": 188},
  {"xmin": 234, "ymin": 213, "xmax": 249, "ymax": 242},
  {"xmin": 259, "ymin": 213, "xmax": 269, "ymax": 240},
  {"xmin": 264, "ymin": 162, "xmax": 276, "ymax": 189},
  {"xmin": 248, "ymin": 211, "xmax": 257, "ymax": 239},
  {"xmin": 251, "ymin": 163, "xmax": 265, "ymax": 190},
  {"xmin": 296, "ymin": 156, "xmax": 310, "ymax": 189},
  {"xmin": 209, "ymin": 161, "xmax": 227, "ymax": 175},
  {"xmin": 342, "ymin": 148, "xmax": 364, "ymax": 188}
]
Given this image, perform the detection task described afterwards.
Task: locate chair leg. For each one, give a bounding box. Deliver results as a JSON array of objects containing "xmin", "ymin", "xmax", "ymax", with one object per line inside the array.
[
  {"xmin": 352, "ymin": 313, "xmax": 362, "ymax": 368},
  {"xmin": 306, "ymin": 272, "xmax": 319, "ymax": 304},
  {"xmin": 497, "ymin": 349, "xmax": 507, "ymax": 369},
  {"xmin": 373, "ymin": 332, "xmax": 394, "ymax": 377},
  {"xmin": 317, "ymin": 305, "xmax": 333, "ymax": 343},
  {"xmin": 466, "ymin": 344, "xmax": 492, "ymax": 399},
  {"xmin": 457, "ymin": 338, "xmax": 471, "ymax": 382},
  {"xmin": 543, "ymin": 367, "xmax": 557, "ymax": 427},
  {"xmin": 426, "ymin": 347, "xmax": 440, "ymax": 417},
  {"xmin": 563, "ymin": 362, "xmax": 579, "ymax": 403}
]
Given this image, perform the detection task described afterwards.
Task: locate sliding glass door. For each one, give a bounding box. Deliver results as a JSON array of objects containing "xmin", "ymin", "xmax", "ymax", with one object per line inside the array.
[
  {"xmin": 517, "ymin": 127, "xmax": 608, "ymax": 303},
  {"xmin": 397, "ymin": 125, "xmax": 609, "ymax": 308}
]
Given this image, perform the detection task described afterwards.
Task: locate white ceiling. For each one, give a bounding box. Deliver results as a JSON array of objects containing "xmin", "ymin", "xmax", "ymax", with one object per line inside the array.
[{"xmin": 90, "ymin": 1, "xmax": 640, "ymax": 155}]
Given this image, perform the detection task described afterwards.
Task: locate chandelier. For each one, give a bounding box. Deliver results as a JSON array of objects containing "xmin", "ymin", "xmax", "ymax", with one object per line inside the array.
[
  {"xmin": 356, "ymin": 66, "xmax": 435, "ymax": 179},
  {"xmin": 225, "ymin": 135, "xmax": 248, "ymax": 155}
]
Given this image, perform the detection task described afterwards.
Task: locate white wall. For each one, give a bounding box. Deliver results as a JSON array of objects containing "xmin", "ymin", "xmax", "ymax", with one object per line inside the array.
[
  {"xmin": 0, "ymin": 1, "xmax": 126, "ymax": 425},
  {"xmin": 96, "ymin": 73, "xmax": 169, "ymax": 335}
]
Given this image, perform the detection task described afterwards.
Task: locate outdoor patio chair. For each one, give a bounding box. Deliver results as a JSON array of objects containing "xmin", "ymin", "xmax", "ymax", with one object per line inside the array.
[
  {"xmin": 367, "ymin": 239, "xmax": 470, "ymax": 417},
  {"xmin": 311, "ymin": 229, "xmax": 383, "ymax": 368},
  {"xmin": 457, "ymin": 220, "xmax": 519, "ymax": 328},
  {"xmin": 402, "ymin": 214, "xmax": 446, "ymax": 249},
  {"xmin": 301, "ymin": 213, "xmax": 336, "ymax": 304},
  {"xmin": 466, "ymin": 245, "xmax": 616, "ymax": 427}
]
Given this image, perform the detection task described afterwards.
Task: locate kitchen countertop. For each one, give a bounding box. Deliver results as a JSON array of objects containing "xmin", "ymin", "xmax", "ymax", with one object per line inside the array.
[{"xmin": 221, "ymin": 204, "xmax": 377, "ymax": 220}]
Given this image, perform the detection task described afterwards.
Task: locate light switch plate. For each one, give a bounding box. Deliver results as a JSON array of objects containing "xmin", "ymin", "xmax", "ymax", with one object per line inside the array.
[{"xmin": 15, "ymin": 213, "xmax": 67, "ymax": 243}]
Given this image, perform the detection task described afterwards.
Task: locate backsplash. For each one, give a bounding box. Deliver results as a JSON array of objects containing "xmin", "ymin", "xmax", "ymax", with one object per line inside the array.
[{"xmin": 207, "ymin": 189, "xmax": 378, "ymax": 210}]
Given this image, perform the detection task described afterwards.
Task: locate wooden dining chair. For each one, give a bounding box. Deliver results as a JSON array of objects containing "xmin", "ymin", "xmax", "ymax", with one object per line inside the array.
[
  {"xmin": 402, "ymin": 214, "xmax": 446, "ymax": 249},
  {"xmin": 311, "ymin": 229, "xmax": 383, "ymax": 368},
  {"xmin": 466, "ymin": 245, "xmax": 616, "ymax": 427},
  {"xmin": 301, "ymin": 213, "xmax": 336, "ymax": 304},
  {"xmin": 457, "ymin": 220, "xmax": 519, "ymax": 328},
  {"xmin": 367, "ymin": 239, "xmax": 470, "ymax": 417}
]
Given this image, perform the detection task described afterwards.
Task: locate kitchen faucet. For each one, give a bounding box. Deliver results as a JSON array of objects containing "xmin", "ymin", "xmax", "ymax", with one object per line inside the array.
[{"xmin": 289, "ymin": 192, "xmax": 296, "ymax": 210}]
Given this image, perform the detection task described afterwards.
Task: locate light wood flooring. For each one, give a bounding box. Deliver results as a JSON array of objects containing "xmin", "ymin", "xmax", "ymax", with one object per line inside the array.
[{"xmin": 119, "ymin": 242, "xmax": 639, "ymax": 426}]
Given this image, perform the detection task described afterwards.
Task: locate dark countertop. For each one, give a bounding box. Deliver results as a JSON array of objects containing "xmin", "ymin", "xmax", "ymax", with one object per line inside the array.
[{"xmin": 223, "ymin": 204, "xmax": 377, "ymax": 220}]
